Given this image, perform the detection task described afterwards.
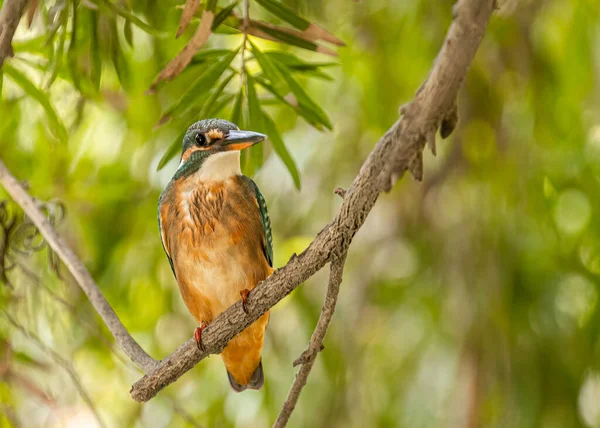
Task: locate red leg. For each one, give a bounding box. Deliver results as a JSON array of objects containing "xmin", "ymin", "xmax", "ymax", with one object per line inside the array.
[
  {"xmin": 240, "ymin": 289, "xmax": 251, "ymax": 314},
  {"xmin": 194, "ymin": 322, "xmax": 208, "ymax": 352}
]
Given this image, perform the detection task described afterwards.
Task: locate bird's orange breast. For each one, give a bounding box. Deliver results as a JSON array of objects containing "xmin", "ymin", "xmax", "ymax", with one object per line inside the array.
[{"xmin": 160, "ymin": 174, "xmax": 272, "ymax": 386}]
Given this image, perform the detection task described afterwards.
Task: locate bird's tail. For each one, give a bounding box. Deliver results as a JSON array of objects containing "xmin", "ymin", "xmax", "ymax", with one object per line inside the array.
[{"xmin": 226, "ymin": 359, "xmax": 264, "ymax": 392}]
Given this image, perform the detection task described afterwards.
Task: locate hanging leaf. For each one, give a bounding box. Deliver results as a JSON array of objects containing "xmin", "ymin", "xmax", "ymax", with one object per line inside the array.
[
  {"xmin": 189, "ymin": 48, "xmax": 232, "ymax": 66},
  {"xmin": 148, "ymin": 9, "xmax": 216, "ymax": 92},
  {"xmin": 264, "ymin": 51, "xmax": 336, "ymax": 71},
  {"xmin": 251, "ymin": 22, "xmax": 336, "ymax": 56},
  {"xmin": 254, "ymin": 0, "xmax": 344, "ymax": 45},
  {"xmin": 4, "ymin": 64, "xmax": 68, "ymax": 143},
  {"xmin": 254, "ymin": 75, "xmax": 325, "ymax": 130},
  {"xmin": 204, "ymin": 93, "xmax": 235, "ymax": 118},
  {"xmin": 212, "ymin": 1, "xmax": 237, "ymax": 31},
  {"xmin": 245, "ymin": 75, "xmax": 264, "ymax": 176},
  {"xmin": 262, "ymin": 109, "xmax": 301, "ymax": 189},
  {"xmin": 157, "ymin": 129, "xmax": 186, "ymax": 170},
  {"xmin": 230, "ymin": 86, "xmax": 244, "ymax": 126},
  {"xmin": 158, "ymin": 48, "xmax": 238, "ymax": 125},
  {"xmin": 124, "ymin": 20, "xmax": 133, "ymax": 47},
  {"xmin": 88, "ymin": 0, "xmax": 161, "ymax": 36},
  {"xmin": 272, "ymin": 59, "xmax": 332, "ymax": 129},
  {"xmin": 198, "ymin": 72, "xmax": 235, "ymax": 118}
]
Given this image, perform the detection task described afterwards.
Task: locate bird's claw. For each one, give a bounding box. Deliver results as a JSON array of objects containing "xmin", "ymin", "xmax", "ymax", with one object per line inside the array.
[
  {"xmin": 240, "ymin": 289, "xmax": 251, "ymax": 314},
  {"xmin": 194, "ymin": 322, "xmax": 208, "ymax": 352}
]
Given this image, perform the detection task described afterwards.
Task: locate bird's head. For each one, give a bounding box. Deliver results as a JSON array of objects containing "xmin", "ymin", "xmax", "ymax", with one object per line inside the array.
[{"xmin": 174, "ymin": 119, "xmax": 266, "ymax": 180}]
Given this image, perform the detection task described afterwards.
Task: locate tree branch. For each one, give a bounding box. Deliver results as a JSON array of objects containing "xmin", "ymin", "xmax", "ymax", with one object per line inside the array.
[
  {"xmin": 274, "ymin": 252, "xmax": 347, "ymax": 428},
  {"xmin": 0, "ymin": 0, "xmax": 28, "ymax": 68},
  {"xmin": 0, "ymin": 0, "xmax": 495, "ymax": 409},
  {"xmin": 0, "ymin": 160, "xmax": 158, "ymax": 374}
]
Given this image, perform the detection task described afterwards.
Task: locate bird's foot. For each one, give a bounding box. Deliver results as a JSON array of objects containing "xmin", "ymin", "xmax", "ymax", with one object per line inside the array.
[
  {"xmin": 194, "ymin": 322, "xmax": 208, "ymax": 352},
  {"xmin": 240, "ymin": 289, "xmax": 251, "ymax": 314}
]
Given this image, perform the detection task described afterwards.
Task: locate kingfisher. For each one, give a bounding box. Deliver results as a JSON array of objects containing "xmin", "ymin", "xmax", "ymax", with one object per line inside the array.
[{"xmin": 158, "ymin": 119, "xmax": 273, "ymax": 392}]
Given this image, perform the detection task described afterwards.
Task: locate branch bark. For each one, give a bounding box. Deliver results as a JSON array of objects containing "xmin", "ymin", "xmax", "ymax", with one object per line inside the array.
[
  {"xmin": 0, "ymin": 0, "xmax": 495, "ymax": 412},
  {"xmin": 0, "ymin": 160, "xmax": 158, "ymax": 374},
  {"xmin": 0, "ymin": 0, "xmax": 28, "ymax": 68},
  {"xmin": 274, "ymin": 252, "xmax": 347, "ymax": 428}
]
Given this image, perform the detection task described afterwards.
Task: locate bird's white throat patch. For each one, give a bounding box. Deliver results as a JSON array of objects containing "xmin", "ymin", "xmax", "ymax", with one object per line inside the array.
[{"xmin": 194, "ymin": 151, "xmax": 241, "ymax": 182}]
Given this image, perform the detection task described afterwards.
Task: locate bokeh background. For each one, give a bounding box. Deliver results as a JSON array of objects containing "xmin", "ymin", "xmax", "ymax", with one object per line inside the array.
[{"xmin": 2, "ymin": 0, "xmax": 600, "ymax": 427}]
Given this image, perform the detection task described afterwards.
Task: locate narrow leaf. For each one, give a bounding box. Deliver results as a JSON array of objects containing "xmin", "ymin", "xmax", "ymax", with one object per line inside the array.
[
  {"xmin": 148, "ymin": 10, "xmax": 215, "ymax": 92},
  {"xmin": 4, "ymin": 64, "xmax": 68, "ymax": 143},
  {"xmin": 262, "ymin": 109, "xmax": 301, "ymax": 189},
  {"xmin": 124, "ymin": 20, "xmax": 133, "ymax": 47},
  {"xmin": 198, "ymin": 72, "xmax": 235, "ymax": 118},
  {"xmin": 230, "ymin": 87, "xmax": 244, "ymax": 126},
  {"xmin": 157, "ymin": 129, "xmax": 186, "ymax": 170},
  {"xmin": 204, "ymin": 93, "xmax": 234, "ymax": 118},
  {"xmin": 264, "ymin": 51, "xmax": 336, "ymax": 70},
  {"xmin": 177, "ymin": 0, "xmax": 201, "ymax": 38},
  {"xmin": 254, "ymin": 74, "xmax": 324, "ymax": 130},
  {"xmin": 212, "ymin": 1, "xmax": 237, "ymax": 31},
  {"xmin": 158, "ymin": 48, "xmax": 238, "ymax": 124},
  {"xmin": 254, "ymin": 0, "xmax": 309, "ymax": 30},
  {"xmin": 272, "ymin": 60, "xmax": 332, "ymax": 129},
  {"xmin": 90, "ymin": 0, "xmax": 161, "ymax": 35},
  {"xmin": 245, "ymin": 75, "xmax": 264, "ymax": 175}
]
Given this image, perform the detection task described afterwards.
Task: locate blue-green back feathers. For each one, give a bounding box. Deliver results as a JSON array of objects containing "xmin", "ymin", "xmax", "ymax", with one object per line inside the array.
[{"xmin": 241, "ymin": 176, "xmax": 273, "ymax": 268}]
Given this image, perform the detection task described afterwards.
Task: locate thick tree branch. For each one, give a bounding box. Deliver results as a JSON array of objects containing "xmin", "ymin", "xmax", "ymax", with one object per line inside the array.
[
  {"xmin": 274, "ymin": 253, "xmax": 347, "ymax": 428},
  {"xmin": 0, "ymin": 0, "xmax": 28, "ymax": 68},
  {"xmin": 0, "ymin": 160, "xmax": 158, "ymax": 373}
]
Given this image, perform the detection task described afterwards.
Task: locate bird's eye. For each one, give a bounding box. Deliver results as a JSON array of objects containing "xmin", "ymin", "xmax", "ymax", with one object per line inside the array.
[{"xmin": 195, "ymin": 133, "xmax": 207, "ymax": 147}]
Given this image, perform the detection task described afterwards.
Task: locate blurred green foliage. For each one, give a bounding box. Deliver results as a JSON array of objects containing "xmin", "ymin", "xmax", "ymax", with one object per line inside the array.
[{"xmin": 1, "ymin": 0, "xmax": 600, "ymax": 427}]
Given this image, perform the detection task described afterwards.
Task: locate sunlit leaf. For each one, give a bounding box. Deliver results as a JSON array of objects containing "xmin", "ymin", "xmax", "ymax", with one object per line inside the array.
[
  {"xmin": 158, "ymin": 49, "xmax": 238, "ymax": 125},
  {"xmin": 124, "ymin": 20, "xmax": 133, "ymax": 47},
  {"xmin": 189, "ymin": 48, "xmax": 232, "ymax": 66},
  {"xmin": 212, "ymin": 1, "xmax": 237, "ymax": 31},
  {"xmin": 157, "ymin": 129, "xmax": 186, "ymax": 170},
  {"xmin": 254, "ymin": 0, "xmax": 310, "ymax": 30},
  {"xmin": 264, "ymin": 50, "xmax": 336, "ymax": 70},
  {"xmin": 245, "ymin": 75, "xmax": 264, "ymax": 176},
  {"xmin": 89, "ymin": 0, "xmax": 161, "ymax": 36},
  {"xmin": 272, "ymin": 59, "xmax": 332, "ymax": 130},
  {"xmin": 262, "ymin": 109, "xmax": 301, "ymax": 189},
  {"xmin": 198, "ymin": 72, "xmax": 235, "ymax": 118},
  {"xmin": 4, "ymin": 64, "xmax": 68, "ymax": 143}
]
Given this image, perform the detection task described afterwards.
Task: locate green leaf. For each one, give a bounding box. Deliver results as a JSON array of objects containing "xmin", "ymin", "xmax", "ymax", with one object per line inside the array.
[
  {"xmin": 206, "ymin": 0, "xmax": 219, "ymax": 12},
  {"xmin": 264, "ymin": 51, "xmax": 336, "ymax": 70},
  {"xmin": 204, "ymin": 93, "xmax": 235, "ymax": 118},
  {"xmin": 262, "ymin": 110, "xmax": 301, "ymax": 189},
  {"xmin": 89, "ymin": 0, "xmax": 161, "ymax": 36},
  {"xmin": 255, "ymin": 23, "xmax": 317, "ymax": 52},
  {"xmin": 159, "ymin": 49, "xmax": 238, "ymax": 124},
  {"xmin": 254, "ymin": 74, "xmax": 324, "ymax": 130},
  {"xmin": 89, "ymin": 10, "xmax": 102, "ymax": 91},
  {"xmin": 157, "ymin": 129, "xmax": 186, "ymax": 170},
  {"xmin": 4, "ymin": 64, "xmax": 68, "ymax": 143},
  {"xmin": 198, "ymin": 72, "xmax": 235, "ymax": 118},
  {"xmin": 250, "ymin": 42, "xmax": 288, "ymax": 94},
  {"xmin": 189, "ymin": 48, "xmax": 233, "ymax": 66},
  {"xmin": 255, "ymin": 0, "xmax": 309, "ymax": 31},
  {"xmin": 245, "ymin": 75, "xmax": 264, "ymax": 176},
  {"xmin": 124, "ymin": 20, "xmax": 133, "ymax": 47},
  {"xmin": 230, "ymin": 86, "xmax": 244, "ymax": 126},
  {"xmin": 272, "ymin": 60, "xmax": 332, "ymax": 130},
  {"xmin": 67, "ymin": 0, "xmax": 81, "ymax": 91},
  {"xmin": 212, "ymin": 2, "xmax": 237, "ymax": 31}
]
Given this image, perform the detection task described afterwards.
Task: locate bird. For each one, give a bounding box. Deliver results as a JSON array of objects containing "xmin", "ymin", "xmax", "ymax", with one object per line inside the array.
[{"xmin": 158, "ymin": 118, "xmax": 273, "ymax": 392}]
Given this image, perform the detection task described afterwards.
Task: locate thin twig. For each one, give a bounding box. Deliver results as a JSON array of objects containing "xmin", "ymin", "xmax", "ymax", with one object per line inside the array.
[
  {"xmin": 0, "ymin": 0, "xmax": 28, "ymax": 68},
  {"xmin": 274, "ymin": 252, "xmax": 347, "ymax": 428},
  {"xmin": 1, "ymin": 311, "xmax": 106, "ymax": 428},
  {"xmin": 0, "ymin": 160, "xmax": 158, "ymax": 373}
]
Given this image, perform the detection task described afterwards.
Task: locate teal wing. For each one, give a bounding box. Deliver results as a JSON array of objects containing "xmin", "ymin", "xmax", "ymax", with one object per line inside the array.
[
  {"xmin": 158, "ymin": 195, "xmax": 176, "ymax": 279},
  {"xmin": 241, "ymin": 176, "xmax": 273, "ymax": 268}
]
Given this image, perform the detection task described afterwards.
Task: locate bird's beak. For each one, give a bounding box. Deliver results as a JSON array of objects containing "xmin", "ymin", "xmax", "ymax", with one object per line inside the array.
[{"xmin": 218, "ymin": 130, "xmax": 267, "ymax": 151}]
